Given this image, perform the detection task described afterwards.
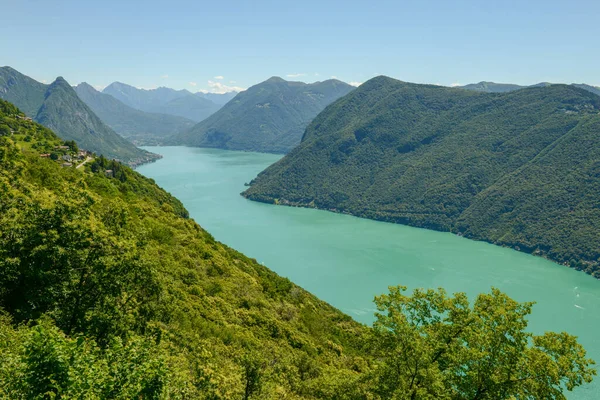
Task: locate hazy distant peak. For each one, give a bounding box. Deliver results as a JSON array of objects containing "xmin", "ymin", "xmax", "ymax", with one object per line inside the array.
[
  {"xmin": 75, "ymin": 82, "xmax": 96, "ymax": 91},
  {"xmin": 265, "ymin": 76, "xmax": 286, "ymax": 83},
  {"xmin": 48, "ymin": 76, "xmax": 72, "ymax": 90}
]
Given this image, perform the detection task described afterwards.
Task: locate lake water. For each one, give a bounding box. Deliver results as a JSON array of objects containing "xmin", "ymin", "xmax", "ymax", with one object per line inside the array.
[{"xmin": 139, "ymin": 146, "xmax": 600, "ymax": 399}]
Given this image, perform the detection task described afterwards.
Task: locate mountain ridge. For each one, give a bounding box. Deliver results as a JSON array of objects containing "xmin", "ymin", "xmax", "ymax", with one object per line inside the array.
[
  {"xmin": 243, "ymin": 76, "xmax": 600, "ymax": 277},
  {"xmin": 75, "ymin": 82, "xmax": 195, "ymax": 145},
  {"xmin": 0, "ymin": 67, "xmax": 158, "ymax": 165},
  {"xmin": 102, "ymin": 81, "xmax": 227, "ymax": 122},
  {"xmin": 170, "ymin": 76, "xmax": 355, "ymax": 153}
]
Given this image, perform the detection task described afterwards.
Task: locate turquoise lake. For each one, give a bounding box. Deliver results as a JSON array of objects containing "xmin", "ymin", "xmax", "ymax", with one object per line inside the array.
[{"xmin": 139, "ymin": 146, "xmax": 600, "ymax": 398}]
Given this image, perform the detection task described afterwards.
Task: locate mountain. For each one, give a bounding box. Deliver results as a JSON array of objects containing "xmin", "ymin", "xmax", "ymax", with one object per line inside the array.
[
  {"xmin": 0, "ymin": 66, "xmax": 46, "ymax": 116},
  {"xmin": 171, "ymin": 77, "xmax": 355, "ymax": 153},
  {"xmin": 75, "ymin": 82, "xmax": 195, "ymax": 145},
  {"xmin": 197, "ymin": 91, "xmax": 238, "ymax": 105},
  {"xmin": 0, "ymin": 98, "xmax": 592, "ymax": 398},
  {"xmin": 0, "ymin": 98, "xmax": 368, "ymax": 397},
  {"xmin": 243, "ymin": 76, "xmax": 600, "ymax": 277},
  {"xmin": 573, "ymin": 83, "xmax": 600, "ymax": 97},
  {"xmin": 459, "ymin": 81, "xmax": 600, "ymax": 96},
  {"xmin": 458, "ymin": 81, "xmax": 525, "ymax": 93},
  {"xmin": 0, "ymin": 67, "xmax": 158, "ymax": 165},
  {"xmin": 103, "ymin": 82, "xmax": 221, "ymax": 121}
]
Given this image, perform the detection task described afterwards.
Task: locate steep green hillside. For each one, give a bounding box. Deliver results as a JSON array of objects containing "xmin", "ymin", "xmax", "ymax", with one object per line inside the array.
[
  {"xmin": 0, "ymin": 99, "xmax": 369, "ymax": 398},
  {"xmin": 0, "ymin": 99, "xmax": 593, "ymax": 398},
  {"xmin": 171, "ymin": 77, "xmax": 355, "ymax": 153},
  {"xmin": 243, "ymin": 76, "xmax": 600, "ymax": 277},
  {"xmin": 75, "ymin": 83, "xmax": 195, "ymax": 145},
  {"xmin": 103, "ymin": 82, "xmax": 220, "ymax": 122},
  {"xmin": 0, "ymin": 66, "xmax": 46, "ymax": 116},
  {"xmin": 0, "ymin": 67, "xmax": 158, "ymax": 166}
]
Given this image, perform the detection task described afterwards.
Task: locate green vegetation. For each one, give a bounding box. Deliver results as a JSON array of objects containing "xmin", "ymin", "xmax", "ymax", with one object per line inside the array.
[
  {"xmin": 365, "ymin": 286, "xmax": 595, "ymax": 399},
  {"xmin": 102, "ymin": 82, "xmax": 221, "ymax": 122},
  {"xmin": 0, "ymin": 99, "xmax": 594, "ymax": 398},
  {"xmin": 171, "ymin": 77, "xmax": 355, "ymax": 153},
  {"xmin": 243, "ymin": 76, "xmax": 600, "ymax": 277},
  {"xmin": 75, "ymin": 83, "xmax": 195, "ymax": 145},
  {"xmin": 0, "ymin": 67, "xmax": 159, "ymax": 166}
]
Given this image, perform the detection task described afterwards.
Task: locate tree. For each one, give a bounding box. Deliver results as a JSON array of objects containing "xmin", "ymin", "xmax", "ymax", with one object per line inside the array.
[
  {"xmin": 368, "ymin": 286, "xmax": 596, "ymax": 399},
  {"xmin": 0, "ymin": 124, "xmax": 10, "ymax": 137},
  {"xmin": 63, "ymin": 140, "xmax": 79, "ymax": 153}
]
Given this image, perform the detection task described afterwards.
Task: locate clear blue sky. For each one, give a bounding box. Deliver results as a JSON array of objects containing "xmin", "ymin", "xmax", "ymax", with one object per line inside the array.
[{"xmin": 2, "ymin": 0, "xmax": 599, "ymax": 93}]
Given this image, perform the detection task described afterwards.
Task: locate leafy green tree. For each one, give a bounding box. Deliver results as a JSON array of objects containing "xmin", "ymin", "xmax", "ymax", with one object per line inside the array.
[
  {"xmin": 0, "ymin": 316, "xmax": 170, "ymax": 399},
  {"xmin": 0, "ymin": 188, "xmax": 161, "ymax": 341},
  {"xmin": 241, "ymin": 352, "xmax": 264, "ymax": 399},
  {"xmin": 368, "ymin": 286, "xmax": 596, "ymax": 399},
  {"xmin": 63, "ymin": 139, "xmax": 78, "ymax": 153},
  {"xmin": 0, "ymin": 124, "xmax": 10, "ymax": 136}
]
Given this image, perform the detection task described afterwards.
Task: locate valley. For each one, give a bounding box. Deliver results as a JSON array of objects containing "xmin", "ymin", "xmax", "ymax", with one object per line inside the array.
[{"xmin": 139, "ymin": 146, "xmax": 600, "ymax": 400}]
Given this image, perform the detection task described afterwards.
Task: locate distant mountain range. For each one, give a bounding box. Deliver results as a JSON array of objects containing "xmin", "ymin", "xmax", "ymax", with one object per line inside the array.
[
  {"xmin": 170, "ymin": 76, "xmax": 355, "ymax": 153},
  {"xmin": 458, "ymin": 81, "xmax": 600, "ymax": 96},
  {"xmin": 244, "ymin": 75, "xmax": 600, "ymax": 277},
  {"xmin": 0, "ymin": 67, "xmax": 158, "ymax": 165},
  {"xmin": 102, "ymin": 82, "xmax": 237, "ymax": 122},
  {"xmin": 75, "ymin": 83, "xmax": 195, "ymax": 145},
  {"xmin": 197, "ymin": 91, "xmax": 238, "ymax": 105}
]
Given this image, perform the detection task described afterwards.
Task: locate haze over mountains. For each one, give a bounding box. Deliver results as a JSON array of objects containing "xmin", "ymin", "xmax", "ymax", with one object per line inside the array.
[
  {"xmin": 102, "ymin": 82, "xmax": 236, "ymax": 122},
  {"xmin": 459, "ymin": 81, "xmax": 600, "ymax": 96},
  {"xmin": 171, "ymin": 76, "xmax": 355, "ymax": 153},
  {"xmin": 244, "ymin": 76, "xmax": 600, "ymax": 277},
  {"xmin": 74, "ymin": 83, "xmax": 195, "ymax": 145},
  {"xmin": 0, "ymin": 66, "xmax": 158, "ymax": 165}
]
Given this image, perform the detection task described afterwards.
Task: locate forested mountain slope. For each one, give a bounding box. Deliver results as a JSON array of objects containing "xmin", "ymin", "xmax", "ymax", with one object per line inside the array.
[
  {"xmin": 244, "ymin": 76, "xmax": 600, "ymax": 277},
  {"xmin": 0, "ymin": 98, "xmax": 593, "ymax": 398},
  {"xmin": 75, "ymin": 82, "xmax": 195, "ymax": 145},
  {"xmin": 171, "ymin": 77, "xmax": 355, "ymax": 153},
  {"xmin": 0, "ymin": 67, "xmax": 158, "ymax": 165},
  {"xmin": 0, "ymin": 99, "xmax": 368, "ymax": 398}
]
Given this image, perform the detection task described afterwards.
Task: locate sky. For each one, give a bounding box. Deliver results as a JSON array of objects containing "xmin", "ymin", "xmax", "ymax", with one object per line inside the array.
[{"xmin": 1, "ymin": 0, "xmax": 599, "ymax": 93}]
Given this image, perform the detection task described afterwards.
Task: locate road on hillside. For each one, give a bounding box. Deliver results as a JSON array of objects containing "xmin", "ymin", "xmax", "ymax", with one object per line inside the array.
[{"xmin": 76, "ymin": 156, "xmax": 93, "ymax": 169}]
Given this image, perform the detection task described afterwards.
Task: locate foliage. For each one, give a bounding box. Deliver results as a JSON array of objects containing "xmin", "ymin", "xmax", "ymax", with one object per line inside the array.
[
  {"xmin": 243, "ymin": 76, "xmax": 600, "ymax": 277},
  {"xmin": 0, "ymin": 99, "xmax": 368, "ymax": 398},
  {"xmin": 171, "ymin": 77, "xmax": 355, "ymax": 153},
  {"xmin": 363, "ymin": 286, "xmax": 596, "ymax": 399},
  {"xmin": 0, "ymin": 315, "xmax": 174, "ymax": 399}
]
